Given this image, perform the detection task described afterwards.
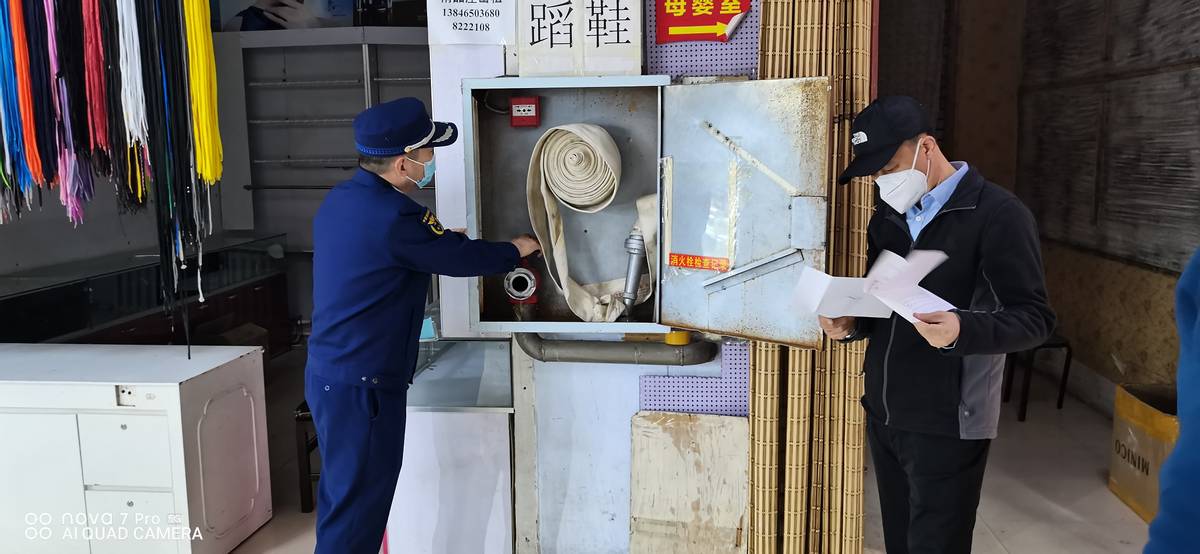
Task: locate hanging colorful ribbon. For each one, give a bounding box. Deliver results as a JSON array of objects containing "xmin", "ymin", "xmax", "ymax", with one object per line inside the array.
[
  {"xmin": 116, "ymin": 0, "xmax": 150, "ymax": 205},
  {"xmin": 10, "ymin": 0, "xmax": 46, "ymax": 189},
  {"xmin": 82, "ymin": 0, "xmax": 111, "ymax": 170},
  {"xmin": 183, "ymin": 0, "xmax": 222, "ymax": 188},
  {"xmin": 0, "ymin": 0, "xmax": 225, "ymax": 351},
  {"xmin": 24, "ymin": 0, "xmax": 57, "ymax": 189},
  {"xmin": 0, "ymin": 0, "xmax": 31, "ymax": 203}
]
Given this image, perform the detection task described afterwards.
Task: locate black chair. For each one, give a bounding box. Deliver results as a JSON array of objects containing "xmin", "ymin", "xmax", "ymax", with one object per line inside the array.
[
  {"xmin": 295, "ymin": 401, "xmax": 321, "ymax": 513},
  {"xmin": 1002, "ymin": 333, "xmax": 1072, "ymax": 422}
]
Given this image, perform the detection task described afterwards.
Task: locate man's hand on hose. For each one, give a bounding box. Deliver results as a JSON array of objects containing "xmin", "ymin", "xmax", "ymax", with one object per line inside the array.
[{"xmin": 511, "ymin": 234, "xmax": 541, "ymax": 258}]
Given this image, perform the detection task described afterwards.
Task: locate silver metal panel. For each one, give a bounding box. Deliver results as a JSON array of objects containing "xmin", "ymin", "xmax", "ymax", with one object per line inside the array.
[
  {"xmin": 462, "ymin": 77, "xmax": 666, "ymax": 334},
  {"xmin": 660, "ymin": 78, "xmax": 830, "ymax": 347},
  {"xmin": 790, "ymin": 196, "xmax": 828, "ymax": 251},
  {"xmin": 214, "ymin": 33, "xmax": 254, "ymax": 230}
]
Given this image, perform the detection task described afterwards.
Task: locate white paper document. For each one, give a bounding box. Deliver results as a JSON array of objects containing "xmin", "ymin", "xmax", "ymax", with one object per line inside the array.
[
  {"xmin": 797, "ymin": 267, "xmax": 893, "ymax": 319},
  {"xmin": 796, "ymin": 250, "xmax": 956, "ymax": 322}
]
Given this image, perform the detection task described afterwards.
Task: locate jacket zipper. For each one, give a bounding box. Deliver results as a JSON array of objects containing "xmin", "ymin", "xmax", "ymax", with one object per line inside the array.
[
  {"xmin": 879, "ymin": 204, "xmax": 975, "ymax": 426},
  {"xmin": 882, "ymin": 317, "xmax": 899, "ymax": 425}
]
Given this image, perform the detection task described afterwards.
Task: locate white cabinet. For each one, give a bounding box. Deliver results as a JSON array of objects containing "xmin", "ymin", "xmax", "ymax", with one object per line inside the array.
[
  {"xmin": 385, "ymin": 340, "xmax": 514, "ymax": 554},
  {"xmin": 0, "ymin": 344, "xmax": 272, "ymax": 554}
]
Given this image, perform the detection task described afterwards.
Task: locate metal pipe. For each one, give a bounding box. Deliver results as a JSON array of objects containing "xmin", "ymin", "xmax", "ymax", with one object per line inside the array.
[
  {"xmin": 361, "ymin": 43, "xmax": 374, "ymax": 108},
  {"xmin": 512, "ymin": 305, "xmax": 718, "ymax": 365},
  {"xmin": 619, "ymin": 231, "xmax": 645, "ymax": 319}
]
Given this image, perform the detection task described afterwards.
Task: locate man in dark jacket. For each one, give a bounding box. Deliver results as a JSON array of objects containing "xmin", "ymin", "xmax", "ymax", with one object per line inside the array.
[{"xmin": 820, "ymin": 96, "xmax": 1055, "ymax": 554}]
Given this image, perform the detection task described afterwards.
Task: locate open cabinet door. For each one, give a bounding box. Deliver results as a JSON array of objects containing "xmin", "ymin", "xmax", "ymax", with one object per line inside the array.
[{"xmin": 660, "ymin": 78, "xmax": 830, "ymax": 347}]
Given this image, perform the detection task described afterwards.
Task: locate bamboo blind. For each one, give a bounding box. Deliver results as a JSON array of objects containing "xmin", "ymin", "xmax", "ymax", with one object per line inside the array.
[{"xmin": 751, "ymin": 1, "xmax": 873, "ymax": 553}]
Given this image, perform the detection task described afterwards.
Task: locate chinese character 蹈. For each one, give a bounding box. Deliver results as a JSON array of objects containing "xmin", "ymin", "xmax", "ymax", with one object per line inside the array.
[{"xmin": 530, "ymin": 0, "xmax": 575, "ymax": 48}]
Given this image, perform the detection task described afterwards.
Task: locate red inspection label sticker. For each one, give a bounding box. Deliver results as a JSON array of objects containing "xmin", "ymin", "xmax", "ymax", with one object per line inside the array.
[{"xmin": 669, "ymin": 253, "xmax": 730, "ymax": 272}]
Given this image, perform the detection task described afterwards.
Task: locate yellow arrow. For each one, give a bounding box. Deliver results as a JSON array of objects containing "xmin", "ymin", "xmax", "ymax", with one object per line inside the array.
[{"xmin": 668, "ymin": 21, "xmax": 727, "ymax": 37}]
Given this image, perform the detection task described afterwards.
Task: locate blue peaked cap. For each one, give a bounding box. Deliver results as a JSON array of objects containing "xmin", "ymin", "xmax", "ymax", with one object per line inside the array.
[{"xmin": 354, "ymin": 97, "xmax": 458, "ymax": 157}]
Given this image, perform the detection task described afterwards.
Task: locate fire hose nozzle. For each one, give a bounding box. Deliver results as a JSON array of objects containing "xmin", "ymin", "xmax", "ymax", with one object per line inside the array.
[{"xmin": 619, "ymin": 231, "xmax": 646, "ymax": 319}]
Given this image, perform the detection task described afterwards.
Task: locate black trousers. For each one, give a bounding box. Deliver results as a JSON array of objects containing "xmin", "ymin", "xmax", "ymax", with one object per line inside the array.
[{"xmin": 867, "ymin": 418, "xmax": 991, "ymax": 554}]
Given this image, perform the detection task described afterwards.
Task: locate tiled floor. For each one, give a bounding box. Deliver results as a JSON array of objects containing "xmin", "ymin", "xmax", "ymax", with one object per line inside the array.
[
  {"xmin": 236, "ymin": 354, "xmax": 1148, "ymax": 553},
  {"xmin": 865, "ymin": 371, "xmax": 1149, "ymax": 554}
]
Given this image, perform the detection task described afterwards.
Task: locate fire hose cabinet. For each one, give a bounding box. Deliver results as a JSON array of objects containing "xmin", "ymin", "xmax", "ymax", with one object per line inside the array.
[{"xmin": 460, "ymin": 76, "xmax": 831, "ymax": 347}]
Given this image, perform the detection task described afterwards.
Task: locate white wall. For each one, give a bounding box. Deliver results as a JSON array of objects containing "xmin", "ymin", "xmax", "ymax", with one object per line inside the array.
[
  {"xmin": 531, "ymin": 355, "xmax": 721, "ymax": 554},
  {"xmin": 533, "ymin": 360, "xmax": 648, "ymax": 554},
  {"xmin": 429, "ymin": 43, "xmax": 507, "ymax": 338}
]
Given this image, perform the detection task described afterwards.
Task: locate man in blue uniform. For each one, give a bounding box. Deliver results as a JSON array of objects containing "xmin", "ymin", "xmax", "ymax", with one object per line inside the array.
[{"xmin": 306, "ymin": 97, "xmax": 540, "ymax": 553}]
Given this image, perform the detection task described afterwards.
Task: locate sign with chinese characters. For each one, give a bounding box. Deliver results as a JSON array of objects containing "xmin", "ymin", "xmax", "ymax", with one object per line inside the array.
[
  {"xmin": 428, "ymin": 0, "xmax": 517, "ymax": 45},
  {"xmin": 669, "ymin": 253, "xmax": 731, "ymax": 272},
  {"xmin": 655, "ymin": 0, "xmax": 748, "ymax": 43},
  {"xmin": 518, "ymin": 0, "xmax": 642, "ymax": 76}
]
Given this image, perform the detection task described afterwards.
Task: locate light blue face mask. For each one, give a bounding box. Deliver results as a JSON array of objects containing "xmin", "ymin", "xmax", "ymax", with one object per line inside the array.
[{"xmin": 405, "ymin": 155, "xmax": 436, "ymax": 189}]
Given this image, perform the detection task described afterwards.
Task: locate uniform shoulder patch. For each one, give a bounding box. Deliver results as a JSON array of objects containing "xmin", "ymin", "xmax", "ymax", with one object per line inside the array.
[{"xmin": 421, "ymin": 209, "xmax": 445, "ymax": 236}]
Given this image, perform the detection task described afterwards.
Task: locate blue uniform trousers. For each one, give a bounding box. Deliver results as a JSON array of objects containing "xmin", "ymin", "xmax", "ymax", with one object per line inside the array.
[{"xmin": 306, "ymin": 371, "xmax": 408, "ymax": 554}]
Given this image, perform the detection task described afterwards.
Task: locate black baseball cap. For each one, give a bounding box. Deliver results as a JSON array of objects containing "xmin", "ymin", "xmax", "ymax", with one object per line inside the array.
[{"xmin": 837, "ymin": 96, "xmax": 932, "ymax": 184}]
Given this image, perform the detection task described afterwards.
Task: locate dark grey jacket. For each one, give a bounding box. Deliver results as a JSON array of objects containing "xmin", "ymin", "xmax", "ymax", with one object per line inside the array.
[{"xmin": 851, "ymin": 167, "xmax": 1055, "ymax": 440}]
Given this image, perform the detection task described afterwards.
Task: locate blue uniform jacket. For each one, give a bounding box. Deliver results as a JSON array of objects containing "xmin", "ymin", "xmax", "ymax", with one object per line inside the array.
[
  {"xmin": 307, "ymin": 169, "xmax": 519, "ymax": 389},
  {"xmin": 1145, "ymin": 249, "xmax": 1200, "ymax": 553}
]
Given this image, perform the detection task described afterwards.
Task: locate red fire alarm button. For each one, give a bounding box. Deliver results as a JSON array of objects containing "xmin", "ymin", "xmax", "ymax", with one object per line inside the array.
[{"xmin": 510, "ymin": 96, "xmax": 541, "ymax": 127}]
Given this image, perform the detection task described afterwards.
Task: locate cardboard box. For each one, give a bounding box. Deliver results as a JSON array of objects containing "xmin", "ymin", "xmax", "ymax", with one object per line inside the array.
[{"xmin": 1109, "ymin": 384, "xmax": 1180, "ymax": 523}]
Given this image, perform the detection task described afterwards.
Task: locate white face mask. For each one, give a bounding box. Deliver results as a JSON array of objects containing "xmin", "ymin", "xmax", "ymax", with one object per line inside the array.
[{"xmin": 874, "ymin": 138, "xmax": 930, "ymax": 213}]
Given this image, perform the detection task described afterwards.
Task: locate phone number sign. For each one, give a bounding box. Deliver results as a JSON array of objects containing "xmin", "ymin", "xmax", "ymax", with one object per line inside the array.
[
  {"xmin": 655, "ymin": 0, "xmax": 748, "ymax": 43},
  {"xmin": 429, "ymin": 0, "xmax": 517, "ymax": 45}
]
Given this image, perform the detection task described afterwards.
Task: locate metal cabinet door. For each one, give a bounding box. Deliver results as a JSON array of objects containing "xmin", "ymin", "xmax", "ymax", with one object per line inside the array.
[{"xmin": 659, "ymin": 78, "xmax": 830, "ymax": 346}]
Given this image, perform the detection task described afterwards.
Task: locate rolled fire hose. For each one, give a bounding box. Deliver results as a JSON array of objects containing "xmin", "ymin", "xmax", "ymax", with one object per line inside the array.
[{"xmin": 527, "ymin": 124, "xmax": 658, "ymax": 322}]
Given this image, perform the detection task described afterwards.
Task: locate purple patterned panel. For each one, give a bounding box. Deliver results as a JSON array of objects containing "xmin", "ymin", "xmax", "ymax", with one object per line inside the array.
[
  {"xmin": 645, "ymin": 0, "xmax": 760, "ymax": 78},
  {"xmin": 639, "ymin": 340, "xmax": 749, "ymax": 416}
]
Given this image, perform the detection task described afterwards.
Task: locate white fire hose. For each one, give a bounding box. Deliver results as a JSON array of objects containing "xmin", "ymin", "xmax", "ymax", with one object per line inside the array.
[{"xmin": 526, "ymin": 124, "xmax": 657, "ymax": 322}]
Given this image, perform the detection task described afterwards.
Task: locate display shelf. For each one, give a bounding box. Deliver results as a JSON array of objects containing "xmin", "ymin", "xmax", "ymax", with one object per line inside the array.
[
  {"xmin": 229, "ymin": 26, "xmax": 428, "ymax": 49},
  {"xmin": 0, "ymin": 232, "xmax": 285, "ymax": 300},
  {"xmin": 0, "ymin": 233, "xmax": 289, "ymax": 347},
  {"xmin": 408, "ymin": 340, "xmax": 513, "ymax": 413}
]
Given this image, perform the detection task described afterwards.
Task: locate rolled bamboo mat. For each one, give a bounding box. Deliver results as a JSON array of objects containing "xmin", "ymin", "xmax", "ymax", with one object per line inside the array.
[
  {"xmin": 781, "ymin": 347, "xmax": 814, "ymax": 553},
  {"xmin": 806, "ymin": 345, "xmax": 827, "ymax": 554},
  {"xmin": 758, "ymin": 0, "xmax": 794, "ymax": 79},
  {"xmin": 750, "ymin": 1, "xmax": 874, "ymax": 553},
  {"xmin": 751, "ymin": 342, "xmax": 784, "ymax": 553}
]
